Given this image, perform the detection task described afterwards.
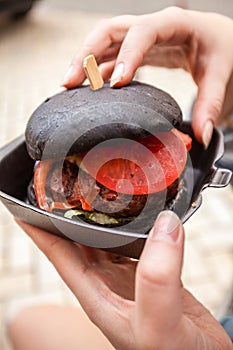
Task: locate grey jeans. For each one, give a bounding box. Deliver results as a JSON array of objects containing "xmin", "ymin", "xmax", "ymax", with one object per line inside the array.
[{"xmin": 221, "ymin": 315, "xmax": 233, "ymax": 342}]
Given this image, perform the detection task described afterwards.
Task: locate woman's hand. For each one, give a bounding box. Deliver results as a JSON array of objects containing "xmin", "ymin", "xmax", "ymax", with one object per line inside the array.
[
  {"xmin": 16, "ymin": 211, "xmax": 232, "ymax": 350},
  {"xmin": 62, "ymin": 7, "xmax": 233, "ymax": 148}
]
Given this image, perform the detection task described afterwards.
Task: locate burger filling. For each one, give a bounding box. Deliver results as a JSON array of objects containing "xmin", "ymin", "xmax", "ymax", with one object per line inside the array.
[{"xmin": 28, "ymin": 129, "xmax": 192, "ymax": 226}]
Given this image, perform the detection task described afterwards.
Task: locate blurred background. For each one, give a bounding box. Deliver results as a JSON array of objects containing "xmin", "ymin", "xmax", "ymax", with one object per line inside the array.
[{"xmin": 0, "ymin": 1, "xmax": 233, "ymax": 349}]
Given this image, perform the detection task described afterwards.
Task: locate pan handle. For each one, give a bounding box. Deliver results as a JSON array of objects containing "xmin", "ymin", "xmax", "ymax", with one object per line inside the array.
[{"xmin": 209, "ymin": 167, "xmax": 232, "ymax": 188}]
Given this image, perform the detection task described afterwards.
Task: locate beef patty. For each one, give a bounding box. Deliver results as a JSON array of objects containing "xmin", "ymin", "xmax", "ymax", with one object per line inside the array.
[{"xmin": 28, "ymin": 158, "xmax": 179, "ymax": 219}]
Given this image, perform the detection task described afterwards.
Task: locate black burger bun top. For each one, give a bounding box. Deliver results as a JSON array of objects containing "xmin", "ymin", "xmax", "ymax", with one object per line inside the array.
[{"xmin": 25, "ymin": 81, "xmax": 183, "ymax": 161}]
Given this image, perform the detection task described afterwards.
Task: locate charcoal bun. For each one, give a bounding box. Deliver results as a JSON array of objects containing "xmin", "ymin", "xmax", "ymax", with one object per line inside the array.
[{"xmin": 25, "ymin": 81, "xmax": 182, "ymax": 160}]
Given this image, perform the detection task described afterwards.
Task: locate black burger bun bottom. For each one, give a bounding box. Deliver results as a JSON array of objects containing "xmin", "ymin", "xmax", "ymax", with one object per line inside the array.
[{"xmin": 25, "ymin": 81, "xmax": 183, "ymax": 161}]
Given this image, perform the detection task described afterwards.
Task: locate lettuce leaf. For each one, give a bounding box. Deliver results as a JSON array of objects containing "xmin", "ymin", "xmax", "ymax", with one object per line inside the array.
[{"xmin": 64, "ymin": 209, "xmax": 119, "ymax": 225}]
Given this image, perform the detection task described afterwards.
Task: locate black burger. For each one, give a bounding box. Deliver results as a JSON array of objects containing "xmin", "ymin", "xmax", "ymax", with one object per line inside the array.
[{"xmin": 25, "ymin": 82, "xmax": 192, "ymax": 230}]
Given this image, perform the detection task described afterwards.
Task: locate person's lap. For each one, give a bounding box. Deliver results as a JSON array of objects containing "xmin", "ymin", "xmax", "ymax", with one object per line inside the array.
[{"xmin": 8, "ymin": 304, "xmax": 114, "ymax": 350}]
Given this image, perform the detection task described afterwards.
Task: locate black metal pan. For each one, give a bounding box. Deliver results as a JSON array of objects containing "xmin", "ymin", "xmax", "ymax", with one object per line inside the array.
[{"xmin": 0, "ymin": 123, "xmax": 231, "ymax": 258}]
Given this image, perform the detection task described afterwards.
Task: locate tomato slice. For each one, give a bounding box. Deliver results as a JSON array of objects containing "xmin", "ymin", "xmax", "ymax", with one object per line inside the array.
[
  {"xmin": 172, "ymin": 128, "xmax": 192, "ymax": 151},
  {"xmin": 34, "ymin": 159, "xmax": 55, "ymax": 211},
  {"xmin": 81, "ymin": 129, "xmax": 191, "ymax": 195},
  {"xmin": 34, "ymin": 159, "xmax": 93, "ymax": 212}
]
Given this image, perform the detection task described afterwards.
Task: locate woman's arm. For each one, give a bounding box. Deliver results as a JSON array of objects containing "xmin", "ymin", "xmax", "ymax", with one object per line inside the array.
[
  {"xmin": 16, "ymin": 211, "xmax": 233, "ymax": 350},
  {"xmin": 62, "ymin": 7, "xmax": 233, "ymax": 148}
]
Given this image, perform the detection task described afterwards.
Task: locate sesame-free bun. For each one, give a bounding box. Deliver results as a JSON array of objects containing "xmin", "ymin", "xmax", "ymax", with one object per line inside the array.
[{"xmin": 25, "ymin": 81, "xmax": 182, "ymax": 160}]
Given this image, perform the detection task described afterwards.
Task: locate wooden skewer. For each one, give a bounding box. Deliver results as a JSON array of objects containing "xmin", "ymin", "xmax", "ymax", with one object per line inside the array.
[{"xmin": 83, "ymin": 54, "xmax": 104, "ymax": 90}]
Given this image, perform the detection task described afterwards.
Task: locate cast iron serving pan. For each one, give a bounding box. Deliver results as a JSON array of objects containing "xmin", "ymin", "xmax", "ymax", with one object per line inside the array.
[{"xmin": 0, "ymin": 82, "xmax": 232, "ymax": 258}]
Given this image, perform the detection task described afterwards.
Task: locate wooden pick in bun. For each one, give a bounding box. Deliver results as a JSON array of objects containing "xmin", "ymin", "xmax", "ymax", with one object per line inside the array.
[{"xmin": 25, "ymin": 82, "xmax": 192, "ymax": 231}]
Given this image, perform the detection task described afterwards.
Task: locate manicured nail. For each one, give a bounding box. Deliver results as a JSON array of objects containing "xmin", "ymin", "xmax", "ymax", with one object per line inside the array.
[
  {"xmin": 202, "ymin": 120, "xmax": 213, "ymax": 149},
  {"xmin": 150, "ymin": 210, "xmax": 181, "ymax": 243},
  {"xmin": 61, "ymin": 65, "xmax": 76, "ymax": 86},
  {"xmin": 110, "ymin": 63, "xmax": 124, "ymax": 87}
]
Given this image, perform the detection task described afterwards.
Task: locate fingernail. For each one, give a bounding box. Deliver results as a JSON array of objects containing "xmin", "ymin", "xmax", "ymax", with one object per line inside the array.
[
  {"xmin": 110, "ymin": 63, "xmax": 124, "ymax": 87},
  {"xmin": 202, "ymin": 120, "xmax": 213, "ymax": 149},
  {"xmin": 61, "ymin": 65, "xmax": 76, "ymax": 86},
  {"xmin": 150, "ymin": 210, "xmax": 181, "ymax": 243}
]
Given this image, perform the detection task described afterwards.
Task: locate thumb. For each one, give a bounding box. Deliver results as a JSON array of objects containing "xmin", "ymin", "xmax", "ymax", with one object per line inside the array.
[{"xmin": 135, "ymin": 210, "xmax": 184, "ymax": 343}]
